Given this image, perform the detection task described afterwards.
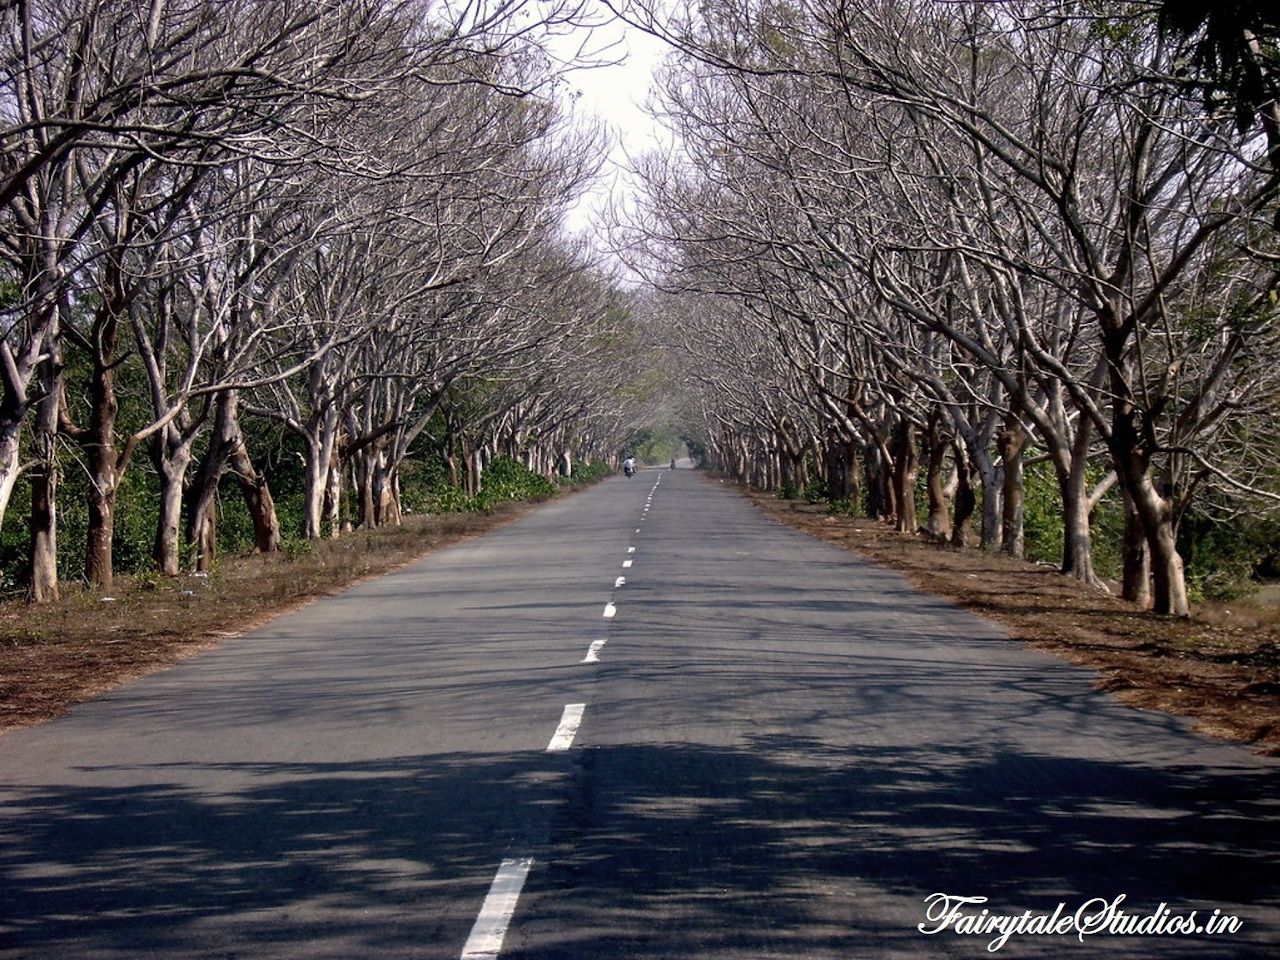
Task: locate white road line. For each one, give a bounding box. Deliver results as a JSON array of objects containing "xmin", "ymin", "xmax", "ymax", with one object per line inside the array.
[
  {"xmin": 582, "ymin": 639, "xmax": 607, "ymax": 663},
  {"xmin": 546, "ymin": 703, "xmax": 586, "ymax": 752},
  {"xmin": 614, "ymin": 576, "xmax": 626, "ymax": 588},
  {"xmin": 622, "ymin": 559, "xmax": 633, "ymax": 569},
  {"xmin": 603, "ymin": 601, "xmax": 617, "ymax": 619},
  {"xmin": 627, "ymin": 546, "xmax": 635, "ymax": 554},
  {"xmin": 460, "ymin": 857, "xmax": 533, "ymax": 960}
]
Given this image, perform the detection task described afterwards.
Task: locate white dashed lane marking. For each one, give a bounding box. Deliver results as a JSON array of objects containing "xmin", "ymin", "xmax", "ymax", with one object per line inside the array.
[
  {"xmin": 460, "ymin": 858, "xmax": 533, "ymax": 960},
  {"xmin": 546, "ymin": 703, "xmax": 586, "ymax": 752}
]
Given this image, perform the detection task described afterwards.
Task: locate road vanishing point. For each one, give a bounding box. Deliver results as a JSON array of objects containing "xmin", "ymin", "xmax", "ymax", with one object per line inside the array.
[{"xmin": 1, "ymin": 469, "xmax": 1277, "ymax": 959}]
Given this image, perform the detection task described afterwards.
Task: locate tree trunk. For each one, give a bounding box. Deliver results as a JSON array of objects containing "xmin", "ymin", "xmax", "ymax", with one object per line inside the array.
[
  {"xmin": 83, "ymin": 350, "xmax": 122, "ymax": 591},
  {"xmin": 824, "ymin": 430, "xmax": 852, "ymax": 500},
  {"xmin": 971, "ymin": 444, "xmax": 1002, "ymax": 550},
  {"xmin": 923, "ymin": 412, "xmax": 951, "ymax": 539},
  {"xmin": 1111, "ymin": 388, "xmax": 1188, "ymax": 614},
  {"xmin": 302, "ymin": 407, "xmax": 339, "ymax": 540},
  {"xmin": 85, "ymin": 462, "xmax": 118, "ymax": 590},
  {"xmin": 0, "ymin": 427, "xmax": 21, "ymax": 537},
  {"xmin": 996, "ymin": 418, "xmax": 1026, "ymax": 559},
  {"xmin": 152, "ymin": 432, "xmax": 192, "ymax": 576},
  {"xmin": 865, "ymin": 440, "xmax": 894, "ymax": 520},
  {"xmin": 28, "ymin": 358, "xmax": 61, "ymax": 602},
  {"xmin": 323, "ymin": 447, "xmax": 344, "ymax": 537},
  {"xmin": 381, "ymin": 463, "xmax": 403, "ymax": 525},
  {"xmin": 228, "ymin": 426, "xmax": 280, "ymax": 554},
  {"xmin": 468, "ymin": 445, "xmax": 483, "ymax": 497},
  {"xmin": 1059, "ymin": 422, "xmax": 1106, "ymax": 589},
  {"xmin": 1121, "ymin": 485, "xmax": 1152, "ymax": 608},
  {"xmin": 187, "ymin": 463, "xmax": 221, "ymax": 572},
  {"xmin": 190, "ymin": 499, "xmax": 217, "ymax": 571},
  {"xmin": 303, "ymin": 438, "xmax": 330, "ymax": 540},
  {"xmin": 951, "ymin": 442, "xmax": 976, "ymax": 548},
  {"xmin": 1131, "ymin": 473, "xmax": 1189, "ymax": 616},
  {"xmin": 354, "ymin": 448, "xmax": 377, "ymax": 529},
  {"xmin": 890, "ymin": 419, "xmax": 918, "ymax": 534},
  {"xmin": 303, "ymin": 445, "xmax": 327, "ymax": 540}
]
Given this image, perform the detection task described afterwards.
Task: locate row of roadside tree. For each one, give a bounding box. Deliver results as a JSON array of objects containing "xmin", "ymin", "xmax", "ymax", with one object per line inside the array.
[
  {"xmin": 620, "ymin": 0, "xmax": 1280, "ymax": 615},
  {"xmin": 1, "ymin": 0, "xmax": 653, "ymax": 601}
]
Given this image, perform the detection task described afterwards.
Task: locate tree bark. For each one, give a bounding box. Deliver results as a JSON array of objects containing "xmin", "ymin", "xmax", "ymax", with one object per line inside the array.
[
  {"xmin": 1112, "ymin": 381, "xmax": 1189, "ymax": 615},
  {"xmin": 322, "ymin": 446, "xmax": 344, "ymax": 538},
  {"xmin": 1132, "ymin": 472, "xmax": 1189, "ymax": 616},
  {"xmin": 996, "ymin": 418, "xmax": 1027, "ymax": 559},
  {"xmin": 950, "ymin": 441, "xmax": 976, "ymax": 548},
  {"xmin": 71, "ymin": 300, "xmax": 125, "ymax": 591},
  {"xmin": 28, "ymin": 357, "xmax": 61, "ymax": 602},
  {"xmin": 1058, "ymin": 421, "xmax": 1107, "ymax": 590},
  {"xmin": 152, "ymin": 431, "xmax": 193, "ymax": 576},
  {"xmin": 890, "ymin": 418, "xmax": 918, "ymax": 534},
  {"xmin": 186, "ymin": 433, "xmax": 225, "ymax": 572},
  {"xmin": 227, "ymin": 425, "xmax": 281, "ymax": 554},
  {"xmin": 923, "ymin": 410, "xmax": 951, "ymax": 539},
  {"xmin": 301, "ymin": 406, "xmax": 339, "ymax": 540},
  {"xmin": 1121, "ymin": 485, "xmax": 1152, "ymax": 608}
]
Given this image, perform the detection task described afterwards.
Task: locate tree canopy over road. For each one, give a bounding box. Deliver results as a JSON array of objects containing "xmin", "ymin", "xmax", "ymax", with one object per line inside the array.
[
  {"xmin": 1, "ymin": 0, "xmax": 661, "ymax": 599},
  {"xmin": 611, "ymin": 0, "xmax": 1280, "ymax": 616}
]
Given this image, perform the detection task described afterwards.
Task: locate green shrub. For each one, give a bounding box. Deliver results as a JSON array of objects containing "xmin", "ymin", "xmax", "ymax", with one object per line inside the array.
[
  {"xmin": 428, "ymin": 486, "xmax": 473, "ymax": 514},
  {"xmin": 1180, "ymin": 509, "xmax": 1279, "ymax": 602},
  {"xmin": 828, "ymin": 497, "xmax": 859, "ymax": 517},
  {"xmin": 479, "ymin": 456, "xmax": 557, "ymax": 503},
  {"xmin": 559, "ymin": 459, "xmax": 613, "ymax": 486}
]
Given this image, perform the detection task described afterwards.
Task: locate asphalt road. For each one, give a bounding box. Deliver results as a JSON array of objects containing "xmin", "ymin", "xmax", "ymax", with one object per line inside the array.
[{"xmin": 1, "ymin": 468, "xmax": 1277, "ymax": 959}]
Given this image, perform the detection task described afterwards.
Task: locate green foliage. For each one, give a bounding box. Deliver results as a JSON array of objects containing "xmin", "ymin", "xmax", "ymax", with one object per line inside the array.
[
  {"xmin": 0, "ymin": 480, "xmax": 29, "ymax": 595},
  {"xmin": 680, "ymin": 435, "xmax": 707, "ymax": 466},
  {"xmin": 280, "ymin": 537, "xmax": 313, "ymax": 562},
  {"xmin": 473, "ymin": 456, "xmax": 556, "ymax": 509},
  {"xmin": 427, "ymin": 486, "xmax": 474, "ymax": 514},
  {"xmin": 827, "ymin": 497, "xmax": 859, "ymax": 517},
  {"xmin": 1020, "ymin": 461, "xmax": 1124, "ymax": 581},
  {"xmin": 623, "ymin": 424, "xmax": 688, "ymax": 466},
  {"xmin": 0, "ymin": 437, "xmax": 161, "ymax": 589},
  {"xmin": 559, "ymin": 459, "xmax": 613, "ymax": 486},
  {"xmin": 213, "ymin": 481, "xmax": 259, "ymax": 556},
  {"xmin": 1180, "ymin": 508, "xmax": 1280, "ymax": 601},
  {"xmin": 421, "ymin": 456, "xmax": 559, "ymax": 515},
  {"xmin": 395, "ymin": 456, "xmax": 436, "ymax": 516},
  {"xmin": 1022, "ymin": 462, "xmax": 1065, "ymax": 567}
]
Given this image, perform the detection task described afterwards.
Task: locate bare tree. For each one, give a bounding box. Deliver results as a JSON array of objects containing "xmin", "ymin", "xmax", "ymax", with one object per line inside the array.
[{"xmin": 619, "ymin": 0, "xmax": 1280, "ymax": 615}]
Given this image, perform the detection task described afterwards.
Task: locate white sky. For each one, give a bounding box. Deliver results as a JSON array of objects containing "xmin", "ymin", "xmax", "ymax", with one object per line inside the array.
[{"xmin": 542, "ymin": 9, "xmax": 673, "ymax": 250}]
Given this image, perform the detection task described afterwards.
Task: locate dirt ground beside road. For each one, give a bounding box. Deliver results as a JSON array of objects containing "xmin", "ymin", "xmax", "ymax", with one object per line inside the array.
[{"xmin": 745, "ymin": 488, "xmax": 1280, "ymax": 756}]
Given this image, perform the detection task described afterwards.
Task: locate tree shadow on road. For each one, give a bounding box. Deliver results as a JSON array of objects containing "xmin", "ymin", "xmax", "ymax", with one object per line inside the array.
[{"xmin": 2, "ymin": 733, "xmax": 1277, "ymax": 959}]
